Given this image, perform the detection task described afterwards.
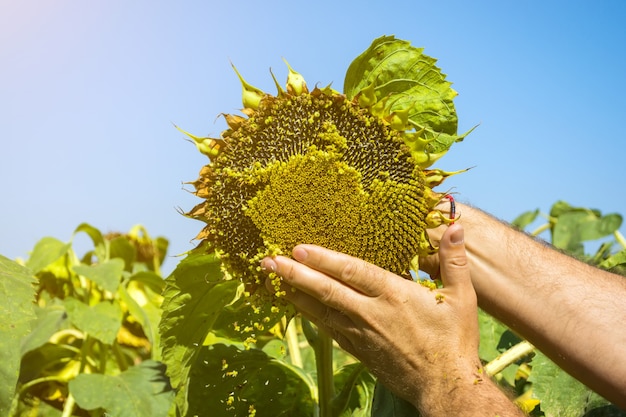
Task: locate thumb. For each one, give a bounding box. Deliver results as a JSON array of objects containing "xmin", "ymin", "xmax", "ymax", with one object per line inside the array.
[{"xmin": 438, "ymin": 223, "xmax": 471, "ymax": 289}]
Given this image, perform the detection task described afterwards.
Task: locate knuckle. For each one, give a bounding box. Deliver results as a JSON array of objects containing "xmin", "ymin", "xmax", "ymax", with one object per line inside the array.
[
  {"xmin": 318, "ymin": 279, "xmax": 338, "ymax": 304},
  {"xmin": 441, "ymin": 245, "xmax": 468, "ymax": 270},
  {"xmin": 340, "ymin": 261, "xmax": 359, "ymax": 283},
  {"xmin": 448, "ymin": 253, "xmax": 468, "ymax": 269},
  {"xmin": 281, "ymin": 261, "xmax": 298, "ymax": 283}
]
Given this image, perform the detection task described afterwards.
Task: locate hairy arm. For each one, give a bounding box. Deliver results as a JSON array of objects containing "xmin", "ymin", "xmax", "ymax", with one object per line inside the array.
[{"xmin": 423, "ymin": 203, "xmax": 626, "ymax": 408}]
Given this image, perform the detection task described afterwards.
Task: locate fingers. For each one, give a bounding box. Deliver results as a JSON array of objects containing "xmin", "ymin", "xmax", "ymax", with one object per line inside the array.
[
  {"xmin": 438, "ymin": 223, "xmax": 471, "ymax": 290},
  {"xmin": 262, "ymin": 258, "xmax": 357, "ymax": 339},
  {"xmin": 264, "ymin": 268, "xmax": 351, "ymax": 323},
  {"xmin": 418, "ymin": 252, "xmax": 440, "ymax": 278},
  {"xmin": 288, "ymin": 244, "xmax": 391, "ymax": 297},
  {"xmin": 261, "ymin": 255, "xmax": 362, "ymax": 315}
]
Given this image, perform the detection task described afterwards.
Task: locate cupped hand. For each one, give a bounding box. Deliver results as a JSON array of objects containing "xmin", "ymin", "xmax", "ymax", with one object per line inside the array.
[{"xmin": 261, "ymin": 223, "xmax": 483, "ymax": 410}]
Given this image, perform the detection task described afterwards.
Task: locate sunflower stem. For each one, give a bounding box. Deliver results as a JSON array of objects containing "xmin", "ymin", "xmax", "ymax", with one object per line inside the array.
[
  {"xmin": 60, "ymin": 394, "xmax": 77, "ymax": 417},
  {"xmin": 614, "ymin": 230, "xmax": 626, "ymax": 250},
  {"xmin": 530, "ymin": 222, "xmax": 551, "ymax": 237},
  {"xmin": 484, "ymin": 340, "xmax": 535, "ymax": 376},
  {"xmin": 314, "ymin": 331, "xmax": 335, "ymax": 417},
  {"xmin": 285, "ymin": 317, "xmax": 303, "ymax": 368}
]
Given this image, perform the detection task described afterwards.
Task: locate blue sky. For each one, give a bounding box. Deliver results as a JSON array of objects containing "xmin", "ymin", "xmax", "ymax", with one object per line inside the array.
[{"xmin": 2, "ymin": 1, "xmax": 625, "ymax": 274}]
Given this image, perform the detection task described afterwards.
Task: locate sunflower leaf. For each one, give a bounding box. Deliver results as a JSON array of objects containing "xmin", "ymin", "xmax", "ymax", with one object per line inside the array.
[
  {"xmin": 332, "ymin": 363, "xmax": 375, "ymax": 417},
  {"xmin": 370, "ymin": 382, "xmax": 420, "ymax": 416},
  {"xmin": 512, "ymin": 209, "xmax": 540, "ymax": 230},
  {"xmin": 599, "ymin": 249, "xmax": 626, "ymax": 269},
  {"xmin": 0, "ymin": 255, "xmax": 37, "ymax": 415},
  {"xmin": 158, "ymin": 247, "xmax": 240, "ymax": 415},
  {"xmin": 69, "ymin": 360, "xmax": 174, "ymax": 417},
  {"xmin": 343, "ymin": 35, "xmax": 458, "ymax": 136},
  {"xmin": 477, "ymin": 309, "xmax": 509, "ymax": 362},
  {"xmin": 528, "ymin": 351, "xmax": 623, "ymax": 416},
  {"xmin": 185, "ymin": 344, "xmax": 314, "ymax": 417},
  {"xmin": 25, "ymin": 237, "xmax": 71, "ymax": 273},
  {"xmin": 20, "ymin": 304, "xmax": 69, "ymax": 355},
  {"xmin": 72, "ymin": 258, "xmax": 125, "ymax": 293},
  {"xmin": 64, "ymin": 297, "xmax": 123, "ymax": 345},
  {"xmin": 551, "ymin": 202, "xmax": 623, "ymax": 254}
]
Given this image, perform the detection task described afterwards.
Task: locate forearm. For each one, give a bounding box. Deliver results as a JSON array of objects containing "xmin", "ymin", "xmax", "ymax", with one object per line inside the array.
[{"xmin": 452, "ymin": 203, "xmax": 626, "ymax": 407}]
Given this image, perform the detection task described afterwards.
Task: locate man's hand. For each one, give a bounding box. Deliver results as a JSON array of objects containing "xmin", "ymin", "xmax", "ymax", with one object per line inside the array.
[{"xmin": 262, "ymin": 224, "xmax": 524, "ymax": 415}]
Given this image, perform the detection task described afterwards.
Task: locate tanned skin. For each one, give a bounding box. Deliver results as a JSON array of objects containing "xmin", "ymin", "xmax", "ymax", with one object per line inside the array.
[{"xmin": 422, "ymin": 203, "xmax": 626, "ymax": 409}]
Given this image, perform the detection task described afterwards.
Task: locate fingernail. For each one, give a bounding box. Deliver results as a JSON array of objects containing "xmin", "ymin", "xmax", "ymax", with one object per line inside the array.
[
  {"xmin": 261, "ymin": 258, "xmax": 277, "ymax": 272},
  {"xmin": 450, "ymin": 225, "xmax": 464, "ymax": 245},
  {"xmin": 292, "ymin": 246, "xmax": 308, "ymax": 262}
]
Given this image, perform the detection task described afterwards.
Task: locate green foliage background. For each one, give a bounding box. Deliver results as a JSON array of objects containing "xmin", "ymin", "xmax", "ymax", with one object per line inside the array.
[{"xmin": 1, "ymin": 224, "xmax": 173, "ymax": 417}]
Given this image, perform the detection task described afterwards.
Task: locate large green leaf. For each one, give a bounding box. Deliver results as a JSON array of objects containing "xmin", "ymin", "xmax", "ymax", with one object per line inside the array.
[
  {"xmin": 511, "ymin": 209, "xmax": 540, "ymax": 230},
  {"xmin": 11, "ymin": 396, "xmax": 65, "ymax": 417},
  {"xmin": 549, "ymin": 201, "xmax": 600, "ymax": 218},
  {"xmin": 20, "ymin": 303, "xmax": 69, "ymax": 355},
  {"xmin": 528, "ymin": 351, "xmax": 623, "ymax": 416},
  {"xmin": 159, "ymin": 247, "xmax": 240, "ymax": 414},
  {"xmin": 69, "ymin": 360, "xmax": 174, "ymax": 417},
  {"xmin": 108, "ymin": 235, "xmax": 138, "ymax": 271},
  {"xmin": 64, "ymin": 297, "xmax": 123, "ymax": 345},
  {"xmin": 550, "ymin": 201, "xmax": 622, "ymax": 254},
  {"xmin": 73, "ymin": 222, "xmax": 105, "ymax": 250},
  {"xmin": 477, "ymin": 309, "xmax": 509, "ymax": 362},
  {"xmin": 24, "ymin": 237, "xmax": 71, "ymax": 273},
  {"xmin": 119, "ymin": 284, "xmax": 156, "ymax": 345},
  {"xmin": 552, "ymin": 211, "xmax": 621, "ymax": 254},
  {"xmin": 72, "ymin": 258, "xmax": 125, "ymax": 293},
  {"xmin": 73, "ymin": 222, "xmax": 107, "ymax": 262},
  {"xmin": 209, "ymin": 293, "xmax": 294, "ymax": 343},
  {"xmin": 186, "ymin": 344, "xmax": 314, "ymax": 417},
  {"xmin": 129, "ymin": 270, "xmax": 167, "ymax": 293},
  {"xmin": 343, "ymin": 35, "xmax": 470, "ymax": 167},
  {"xmin": 343, "ymin": 35, "xmax": 458, "ymax": 136},
  {"xmin": 599, "ymin": 249, "xmax": 626, "ymax": 270},
  {"xmin": 333, "ymin": 363, "xmax": 375, "ymax": 417},
  {"xmin": 19, "ymin": 342, "xmax": 78, "ymax": 383},
  {"xmin": 0, "ymin": 255, "xmax": 36, "ymax": 415},
  {"xmin": 477, "ymin": 310, "xmax": 522, "ymax": 386}
]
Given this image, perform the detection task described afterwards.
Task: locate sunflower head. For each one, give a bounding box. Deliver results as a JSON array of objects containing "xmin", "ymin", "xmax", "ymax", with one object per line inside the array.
[{"xmin": 183, "ymin": 35, "xmax": 471, "ymax": 317}]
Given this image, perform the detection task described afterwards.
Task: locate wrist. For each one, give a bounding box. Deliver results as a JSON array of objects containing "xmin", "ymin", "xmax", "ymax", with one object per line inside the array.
[
  {"xmin": 414, "ymin": 359, "xmax": 524, "ymax": 417},
  {"xmin": 412, "ymin": 356, "xmax": 484, "ymax": 413}
]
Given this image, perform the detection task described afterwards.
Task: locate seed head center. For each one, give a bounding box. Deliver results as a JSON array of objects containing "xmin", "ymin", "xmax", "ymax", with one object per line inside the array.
[{"xmin": 245, "ymin": 147, "xmax": 366, "ymax": 255}]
